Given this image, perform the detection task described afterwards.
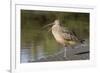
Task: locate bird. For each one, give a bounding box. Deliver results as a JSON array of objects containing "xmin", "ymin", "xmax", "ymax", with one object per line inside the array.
[{"xmin": 43, "ymin": 19, "xmax": 84, "ymax": 58}]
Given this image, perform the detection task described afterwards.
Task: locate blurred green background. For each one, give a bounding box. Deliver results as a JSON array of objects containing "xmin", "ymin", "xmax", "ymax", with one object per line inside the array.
[{"xmin": 21, "ymin": 10, "xmax": 89, "ymax": 62}]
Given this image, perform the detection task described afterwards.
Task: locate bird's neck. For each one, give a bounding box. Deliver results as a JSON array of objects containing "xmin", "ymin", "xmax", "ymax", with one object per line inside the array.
[
  {"xmin": 55, "ymin": 23, "xmax": 60, "ymax": 26},
  {"xmin": 52, "ymin": 23, "xmax": 61, "ymax": 31}
]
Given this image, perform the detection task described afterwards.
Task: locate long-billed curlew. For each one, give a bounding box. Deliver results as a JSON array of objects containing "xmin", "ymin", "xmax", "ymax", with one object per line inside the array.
[{"xmin": 44, "ymin": 19, "xmax": 84, "ymax": 58}]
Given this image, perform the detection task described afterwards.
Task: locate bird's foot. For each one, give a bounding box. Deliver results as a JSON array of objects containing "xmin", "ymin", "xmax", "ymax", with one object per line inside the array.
[{"xmin": 63, "ymin": 56, "xmax": 68, "ymax": 60}]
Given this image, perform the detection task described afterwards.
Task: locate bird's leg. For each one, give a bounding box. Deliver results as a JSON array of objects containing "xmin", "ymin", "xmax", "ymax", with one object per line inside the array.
[{"xmin": 64, "ymin": 46, "xmax": 67, "ymax": 58}]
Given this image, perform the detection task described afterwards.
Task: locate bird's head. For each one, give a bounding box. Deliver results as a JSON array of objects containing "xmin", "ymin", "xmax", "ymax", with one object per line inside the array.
[
  {"xmin": 54, "ymin": 19, "xmax": 60, "ymax": 25},
  {"xmin": 42, "ymin": 19, "xmax": 60, "ymax": 27},
  {"xmin": 42, "ymin": 19, "xmax": 60, "ymax": 32}
]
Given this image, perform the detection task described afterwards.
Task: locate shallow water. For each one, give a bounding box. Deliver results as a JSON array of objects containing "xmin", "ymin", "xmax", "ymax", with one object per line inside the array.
[{"xmin": 21, "ymin": 28, "xmax": 62, "ymax": 63}]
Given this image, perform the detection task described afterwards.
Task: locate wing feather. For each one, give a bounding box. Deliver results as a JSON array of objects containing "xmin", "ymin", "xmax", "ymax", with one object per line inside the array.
[{"xmin": 60, "ymin": 26, "xmax": 78, "ymax": 41}]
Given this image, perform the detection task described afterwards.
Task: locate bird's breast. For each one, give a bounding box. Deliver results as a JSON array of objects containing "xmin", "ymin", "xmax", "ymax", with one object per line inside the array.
[{"xmin": 52, "ymin": 29, "xmax": 65, "ymax": 45}]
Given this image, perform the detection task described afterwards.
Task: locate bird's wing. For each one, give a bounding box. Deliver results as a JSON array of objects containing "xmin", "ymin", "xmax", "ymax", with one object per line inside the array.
[{"xmin": 60, "ymin": 27, "xmax": 78, "ymax": 41}]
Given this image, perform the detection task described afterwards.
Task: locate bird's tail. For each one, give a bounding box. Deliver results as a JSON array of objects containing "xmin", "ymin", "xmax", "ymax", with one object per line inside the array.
[{"xmin": 71, "ymin": 30, "xmax": 85, "ymax": 44}]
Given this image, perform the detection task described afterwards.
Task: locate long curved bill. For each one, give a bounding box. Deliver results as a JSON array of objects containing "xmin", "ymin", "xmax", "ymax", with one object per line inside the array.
[
  {"xmin": 48, "ymin": 28, "xmax": 52, "ymax": 32},
  {"xmin": 42, "ymin": 23, "xmax": 54, "ymax": 29}
]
